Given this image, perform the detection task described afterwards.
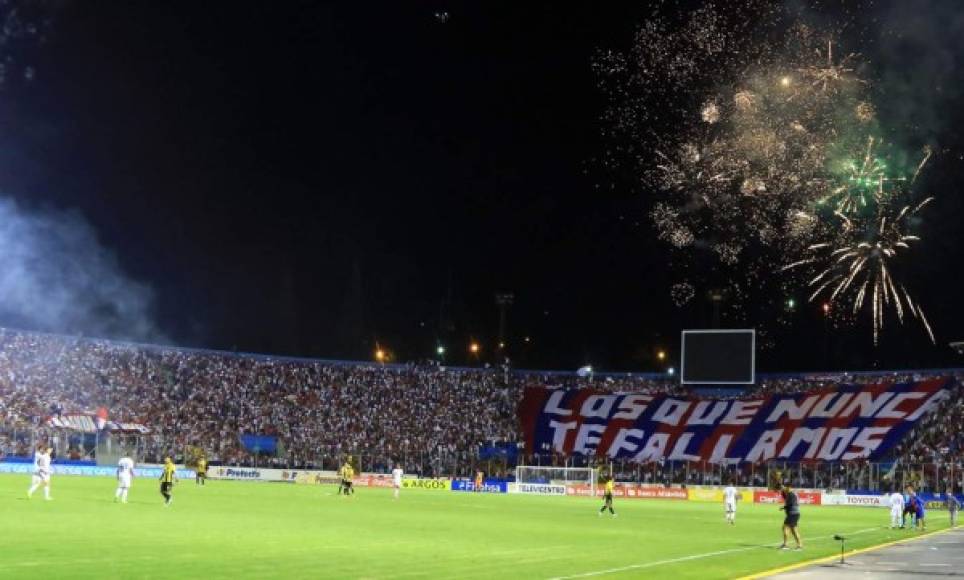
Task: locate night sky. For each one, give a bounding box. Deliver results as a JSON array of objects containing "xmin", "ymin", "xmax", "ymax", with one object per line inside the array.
[{"xmin": 2, "ymin": 1, "xmax": 963, "ymax": 373}]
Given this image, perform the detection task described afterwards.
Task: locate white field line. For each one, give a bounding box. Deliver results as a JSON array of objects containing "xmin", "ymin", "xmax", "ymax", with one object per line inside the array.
[
  {"xmin": 547, "ymin": 527, "xmax": 880, "ymax": 580},
  {"xmin": 0, "ymin": 541, "xmax": 420, "ymax": 571}
]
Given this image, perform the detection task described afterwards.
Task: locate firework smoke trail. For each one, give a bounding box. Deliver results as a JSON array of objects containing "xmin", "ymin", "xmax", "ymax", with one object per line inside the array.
[{"xmin": 596, "ymin": 1, "xmax": 939, "ymax": 344}]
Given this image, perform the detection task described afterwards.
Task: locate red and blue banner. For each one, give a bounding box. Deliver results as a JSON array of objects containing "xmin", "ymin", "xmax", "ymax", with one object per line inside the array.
[{"xmin": 519, "ymin": 378, "xmax": 952, "ymax": 464}]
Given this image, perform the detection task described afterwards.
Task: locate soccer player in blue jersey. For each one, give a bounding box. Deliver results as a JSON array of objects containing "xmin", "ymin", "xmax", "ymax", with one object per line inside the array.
[{"xmin": 914, "ymin": 494, "xmax": 926, "ymax": 531}]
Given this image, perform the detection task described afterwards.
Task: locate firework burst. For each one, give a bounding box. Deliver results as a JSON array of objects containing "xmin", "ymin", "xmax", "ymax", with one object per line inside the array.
[
  {"xmin": 785, "ymin": 198, "xmax": 935, "ymax": 344},
  {"xmin": 596, "ymin": 1, "xmax": 939, "ymax": 345},
  {"xmin": 799, "ymin": 39, "xmax": 862, "ymax": 94},
  {"xmin": 816, "ymin": 137, "xmax": 907, "ymax": 214}
]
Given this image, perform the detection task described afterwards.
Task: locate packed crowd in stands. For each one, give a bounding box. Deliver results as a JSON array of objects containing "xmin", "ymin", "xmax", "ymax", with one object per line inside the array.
[
  {"xmin": 0, "ymin": 328, "xmax": 962, "ymax": 479},
  {"xmin": 0, "ymin": 329, "xmax": 517, "ymax": 472}
]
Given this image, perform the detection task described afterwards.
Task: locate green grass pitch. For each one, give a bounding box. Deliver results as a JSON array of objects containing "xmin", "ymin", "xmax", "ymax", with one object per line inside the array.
[{"xmin": 0, "ymin": 474, "xmax": 951, "ymax": 579}]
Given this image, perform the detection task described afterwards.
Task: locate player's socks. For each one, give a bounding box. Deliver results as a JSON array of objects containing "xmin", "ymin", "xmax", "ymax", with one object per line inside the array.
[{"xmin": 43, "ymin": 487, "xmax": 50, "ymax": 500}]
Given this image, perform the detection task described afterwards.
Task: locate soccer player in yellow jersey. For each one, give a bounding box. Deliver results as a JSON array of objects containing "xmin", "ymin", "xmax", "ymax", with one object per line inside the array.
[
  {"xmin": 160, "ymin": 457, "xmax": 177, "ymax": 506},
  {"xmin": 598, "ymin": 476, "xmax": 616, "ymax": 517},
  {"xmin": 195, "ymin": 457, "xmax": 207, "ymax": 486},
  {"xmin": 339, "ymin": 462, "xmax": 355, "ymax": 496},
  {"xmin": 474, "ymin": 470, "xmax": 484, "ymax": 492}
]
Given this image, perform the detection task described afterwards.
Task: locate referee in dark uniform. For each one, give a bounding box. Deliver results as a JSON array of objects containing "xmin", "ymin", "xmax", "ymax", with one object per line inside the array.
[{"xmin": 779, "ymin": 486, "xmax": 803, "ymax": 550}]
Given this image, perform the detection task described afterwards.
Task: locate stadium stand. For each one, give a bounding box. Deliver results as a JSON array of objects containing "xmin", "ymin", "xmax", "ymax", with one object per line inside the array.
[{"xmin": 0, "ymin": 328, "xmax": 962, "ymax": 488}]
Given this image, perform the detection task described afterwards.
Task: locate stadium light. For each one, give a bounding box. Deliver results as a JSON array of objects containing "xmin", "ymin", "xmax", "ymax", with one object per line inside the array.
[
  {"xmin": 469, "ymin": 342, "xmax": 480, "ymax": 354},
  {"xmin": 436, "ymin": 345, "xmax": 446, "ymax": 356},
  {"xmin": 822, "ymin": 302, "xmax": 830, "ymax": 315},
  {"xmin": 375, "ymin": 349, "xmax": 386, "ymax": 362},
  {"xmin": 667, "ymin": 367, "xmax": 675, "ymax": 376},
  {"xmin": 657, "ymin": 350, "xmax": 666, "ymax": 361},
  {"xmin": 787, "ymin": 298, "xmax": 796, "ymax": 310}
]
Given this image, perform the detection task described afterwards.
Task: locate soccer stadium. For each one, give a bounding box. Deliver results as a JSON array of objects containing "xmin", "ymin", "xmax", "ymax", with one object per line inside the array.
[
  {"xmin": 2, "ymin": 329, "xmax": 962, "ymax": 578},
  {"xmin": 2, "ymin": 2, "xmax": 964, "ymax": 579}
]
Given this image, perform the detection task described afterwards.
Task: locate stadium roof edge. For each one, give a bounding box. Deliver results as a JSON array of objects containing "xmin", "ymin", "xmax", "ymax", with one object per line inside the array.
[{"xmin": 0, "ymin": 325, "xmax": 961, "ymax": 380}]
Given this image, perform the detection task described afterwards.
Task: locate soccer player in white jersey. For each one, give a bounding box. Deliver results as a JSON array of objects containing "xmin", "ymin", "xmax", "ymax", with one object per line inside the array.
[
  {"xmin": 723, "ymin": 484, "xmax": 739, "ymax": 525},
  {"xmin": 27, "ymin": 444, "xmax": 53, "ymax": 500},
  {"xmin": 889, "ymin": 489, "xmax": 905, "ymax": 529},
  {"xmin": 391, "ymin": 464, "xmax": 404, "ymax": 500},
  {"xmin": 115, "ymin": 456, "xmax": 135, "ymax": 503}
]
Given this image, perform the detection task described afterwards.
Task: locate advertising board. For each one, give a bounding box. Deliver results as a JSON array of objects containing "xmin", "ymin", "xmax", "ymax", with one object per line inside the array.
[
  {"xmin": 401, "ymin": 478, "xmax": 452, "ymax": 491},
  {"xmin": 517, "ymin": 483, "xmax": 567, "ymax": 495},
  {"xmin": 451, "ymin": 479, "xmax": 507, "ymax": 493},
  {"xmin": 207, "ymin": 467, "xmax": 299, "ymax": 482}
]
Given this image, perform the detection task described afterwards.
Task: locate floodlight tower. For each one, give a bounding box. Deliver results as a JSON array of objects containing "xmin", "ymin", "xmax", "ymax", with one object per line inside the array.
[{"xmin": 495, "ymin": 292, "xmax": 514, "ymax": 352}]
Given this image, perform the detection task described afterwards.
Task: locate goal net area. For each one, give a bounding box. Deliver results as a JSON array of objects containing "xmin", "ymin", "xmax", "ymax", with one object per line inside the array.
[{"xmin": 514, "ymin": 466, "xmax": 597, "ymax": 496}]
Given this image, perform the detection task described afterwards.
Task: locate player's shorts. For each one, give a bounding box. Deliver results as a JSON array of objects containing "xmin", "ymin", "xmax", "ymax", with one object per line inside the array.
[
  {"xmin": 904, "ymin": 505, "xmax": 915, "ymax": 515},
  {"xmin": 160, "ymin": 482, "xmax": 172, "ymax": 494},
  {"xmin": 197, "ymin": 471, "xmax": 207, "ymax": 478},
  {"xmin": 916, "ymin": 511, "xmax": 925, "ymax": 520},
  {"xmin": 784, "ymin": 513, "xmax": 800, "ymax": 528},
  {"xmin": 725, "ymin": 501, "xmax": 736, "ymax": 513},
  {"xmin": 118, "ymin": 475, "xmax": 132, "ymax": 489},
  {"xmin": 32, "ymin": 471, "xmax": 50, "ymax": 484},
  {"xmin": 604, "ymin": 492, "xmax": 613, "ymax": 503},
  {"xmin": 393, "ymin": 481, "xmax": 401, "ymax": 489}
]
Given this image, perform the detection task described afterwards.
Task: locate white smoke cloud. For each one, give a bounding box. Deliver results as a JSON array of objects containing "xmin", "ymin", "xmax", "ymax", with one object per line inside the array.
[{"xmin": 0, "ymin": 197, "xmax": 163, "ymax": 342}]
